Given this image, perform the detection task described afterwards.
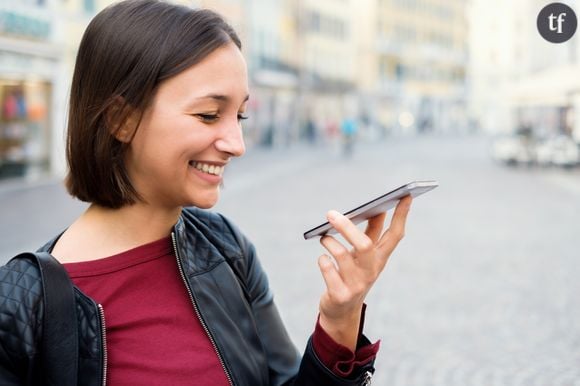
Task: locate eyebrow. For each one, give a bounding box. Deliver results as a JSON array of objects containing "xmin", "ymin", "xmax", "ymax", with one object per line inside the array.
[{"xmin": 195, "ymin": 94, "xmax": 250, "ymax": 103}]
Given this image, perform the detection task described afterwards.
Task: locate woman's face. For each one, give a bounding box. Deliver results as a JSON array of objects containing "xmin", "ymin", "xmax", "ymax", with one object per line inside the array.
[{"xmin": 125, "ymin": 42, "xmax": 248, "ymax": 210}]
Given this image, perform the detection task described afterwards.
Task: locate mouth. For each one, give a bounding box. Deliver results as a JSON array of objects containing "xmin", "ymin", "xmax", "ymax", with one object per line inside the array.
[{"xmin": 188, "ymin": 161, "xmax": 225, "ymax": 177}]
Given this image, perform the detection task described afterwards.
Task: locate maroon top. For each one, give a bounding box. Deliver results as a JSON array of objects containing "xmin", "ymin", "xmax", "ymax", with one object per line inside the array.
[{"xmin": 63, "ymin": 236, "xmax": 378, "ymax": 384}]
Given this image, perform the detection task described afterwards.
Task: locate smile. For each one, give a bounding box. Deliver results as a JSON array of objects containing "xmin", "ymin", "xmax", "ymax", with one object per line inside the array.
[{"xmin": 189, "ymin": 161, "xmax": 224, "ymax": 176}]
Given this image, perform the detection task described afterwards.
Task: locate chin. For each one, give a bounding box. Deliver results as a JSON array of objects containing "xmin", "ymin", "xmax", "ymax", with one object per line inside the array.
[
  {"xmin": 194, "ymin": 201, "xmax": 217, "ymax": 209},
  {"xmin": 188, "ymin": 193, "xmax": 219, "ymax": 209}
]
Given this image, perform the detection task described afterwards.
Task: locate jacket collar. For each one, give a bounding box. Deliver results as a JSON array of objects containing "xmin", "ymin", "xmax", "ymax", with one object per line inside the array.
[
  {"xmin": 171, "ymin": 207, "xmax": 237, "ymax": 275},
  {"xmin": 37, "ymin": 208, "xmax": 236, "ymax": 276}
]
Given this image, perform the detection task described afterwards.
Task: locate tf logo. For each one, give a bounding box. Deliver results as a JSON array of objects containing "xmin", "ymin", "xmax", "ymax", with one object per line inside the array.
[{"xmin": 537, "ymin": 2, "xmax": 577, "ymax": 43}]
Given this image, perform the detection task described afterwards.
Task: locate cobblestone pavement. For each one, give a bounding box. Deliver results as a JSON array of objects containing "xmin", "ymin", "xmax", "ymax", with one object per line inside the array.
[{"xmin": 1, "ymin": 134, "xmax": 579, "ymax": 385}]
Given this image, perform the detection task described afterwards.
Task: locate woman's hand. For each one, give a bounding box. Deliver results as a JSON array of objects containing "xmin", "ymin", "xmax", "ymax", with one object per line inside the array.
[{"xmin": 317, "ymin": 196, "xmax": 412, "ymax": 351}]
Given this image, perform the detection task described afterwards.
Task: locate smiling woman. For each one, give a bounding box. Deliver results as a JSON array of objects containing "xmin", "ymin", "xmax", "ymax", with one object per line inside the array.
[{"xmin": 0, "ymin": 1, "xmax": 412, "ymax": 385}]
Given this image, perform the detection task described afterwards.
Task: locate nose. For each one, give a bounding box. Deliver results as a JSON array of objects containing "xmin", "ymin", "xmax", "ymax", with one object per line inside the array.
[{"xmin": 215, "ymin": 120, "xmax": 246, "ymax": 157}]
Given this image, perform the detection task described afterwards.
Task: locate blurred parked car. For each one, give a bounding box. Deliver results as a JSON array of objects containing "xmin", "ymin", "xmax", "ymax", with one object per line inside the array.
[
  {"xmin": 536, "ymin": 135, "xmax": 579, "ymax": 168},
  {"xmin": 491, "ymin": 135, "xmax": 535, "ymax": 166}
]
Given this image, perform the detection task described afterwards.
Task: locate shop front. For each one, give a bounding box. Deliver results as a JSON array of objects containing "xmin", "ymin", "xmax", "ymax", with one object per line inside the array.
[
  {"xmin": 0, "ymin": 7, "xmax": 63, "ymax": 183},
  {"xmin": 0, "ymin": 78, "xmax": 51, "ymax": 180}
]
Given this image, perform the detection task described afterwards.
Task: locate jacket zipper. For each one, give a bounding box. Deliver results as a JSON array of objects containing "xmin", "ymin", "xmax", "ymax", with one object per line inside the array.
[
  {"xmin": 97, "ymin": 304, "xmax": 108, "ymax": 386},
  {"xmin": 171, "ymin": 232, "xmax": 234, "ymax": 386},
  {"xmin": 362, "ymin": 370, "xmax": 373, "ymax": 385}
]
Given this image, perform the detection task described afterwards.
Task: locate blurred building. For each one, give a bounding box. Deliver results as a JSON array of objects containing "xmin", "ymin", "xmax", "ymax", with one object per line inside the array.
[
  {"xmin": 468, "ymin": 0, "xmax": 517, "ymax": 135},
  {"xmin": 295, "ymin": 0, "xmax": 357, "ymax": 144},
  {"xmin": 469, "ymin": 0, "xmax": 580, "ymax": 142},
  {"xmin": 243, "ymin": 0, "xmax": 300, "ymax": 147},
  {"xmin": 351, "ymin": 0, "xmax": 469, "ymax": 138},
  {"xmin": 243, "ymin": 0, "xmax": 358, "ymax": 147}
]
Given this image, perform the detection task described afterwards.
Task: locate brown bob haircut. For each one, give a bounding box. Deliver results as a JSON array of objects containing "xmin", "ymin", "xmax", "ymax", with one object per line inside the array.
[{"xmin": 65, "ymin": 0, "xmax": 241, "ymax": 208}]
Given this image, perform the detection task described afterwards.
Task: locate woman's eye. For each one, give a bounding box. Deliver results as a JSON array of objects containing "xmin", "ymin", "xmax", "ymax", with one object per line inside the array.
[
  {"xmin": 238, "ymin": 114, "xmax": 249, "ymax": 121},
  {"xmin": 196, "ymin": 113, "xmax": 219, "ymax": 123}
]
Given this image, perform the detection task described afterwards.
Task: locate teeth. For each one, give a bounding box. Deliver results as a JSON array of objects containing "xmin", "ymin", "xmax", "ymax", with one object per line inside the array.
[{"xmin": 190, "ymin": 161, "xmax": 224, "ymax": 176}]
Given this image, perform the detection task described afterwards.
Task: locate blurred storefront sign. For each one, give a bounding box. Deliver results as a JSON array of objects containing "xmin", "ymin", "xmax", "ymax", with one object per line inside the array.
[{"xmin": 0, "ymin": 10, "xmax": 51, "ymax": 40}]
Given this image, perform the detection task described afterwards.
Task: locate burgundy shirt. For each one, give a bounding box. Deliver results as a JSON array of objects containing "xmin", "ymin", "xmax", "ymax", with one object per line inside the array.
[{"xmin": 63, "ymin": 236, "xmax": 378, "ymax": 385}]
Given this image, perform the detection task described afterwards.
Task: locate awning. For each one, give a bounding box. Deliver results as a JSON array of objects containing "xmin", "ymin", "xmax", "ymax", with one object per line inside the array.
[{"xmin": 509, "ymin": 64, "xmax": 580, "ymax": 106}]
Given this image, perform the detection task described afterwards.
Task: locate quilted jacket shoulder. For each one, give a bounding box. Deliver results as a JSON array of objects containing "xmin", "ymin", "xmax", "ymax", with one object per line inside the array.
[
  {"xmin": 0, "ymin": 257, "xmax": 44, "ymax": 381},
  {"xmin": 179, "ymin": 207, "xmax": 271, "ymax": 305}
]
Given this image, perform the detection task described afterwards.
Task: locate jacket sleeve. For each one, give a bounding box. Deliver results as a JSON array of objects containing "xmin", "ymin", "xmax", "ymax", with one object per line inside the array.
[
  {"xmin": 0, "ymin": 258, "xmax": 44, "ymax": 386},
  {"xmin": 220, "ymin": 215, "xmax": 376, "ymax": 386}
]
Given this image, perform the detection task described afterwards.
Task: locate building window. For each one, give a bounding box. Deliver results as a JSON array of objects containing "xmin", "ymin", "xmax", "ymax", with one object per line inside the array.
[
  {"xmin": 307, "ymin": 11, "xmax": 347, "ymax": 40},
  {"xmin": 309, "ymin": 11, "xmax": 321, "ymax": 33}
]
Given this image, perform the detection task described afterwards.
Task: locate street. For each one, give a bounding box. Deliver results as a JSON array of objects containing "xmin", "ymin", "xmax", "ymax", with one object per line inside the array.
[{"xmin": 1, "ymin": 134, "xmax": 579, "ymax": 385}]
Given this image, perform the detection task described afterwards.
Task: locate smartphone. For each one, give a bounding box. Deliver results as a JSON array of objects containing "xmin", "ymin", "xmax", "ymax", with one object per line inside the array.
[{"xmin": 303, "ymin": 180, "xmax": 438, "ymax": 240}]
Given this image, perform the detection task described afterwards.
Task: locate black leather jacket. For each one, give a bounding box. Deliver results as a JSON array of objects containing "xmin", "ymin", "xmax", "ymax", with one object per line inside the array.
[{"xmin": 0, "ymin": 208, "xmax": 375, "ymax": 386}]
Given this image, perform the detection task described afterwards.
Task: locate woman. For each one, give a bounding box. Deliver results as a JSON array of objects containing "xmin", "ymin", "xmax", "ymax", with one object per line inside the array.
[{"xmin": 0, "ymin": 1, "xmax": 412, "ymax": 385}]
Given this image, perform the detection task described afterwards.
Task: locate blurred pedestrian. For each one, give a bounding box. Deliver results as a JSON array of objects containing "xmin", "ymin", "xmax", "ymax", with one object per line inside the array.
[
  {"xmin": 305, "ymin": 117, "xmax": 317, "ymax": 145},
  {"xmin": 341, "ymin": 116, "xmax": 358, "ymax": 157},
  {"xmin": 0, "ymin": 1, "xmax": 412, "ymax": 385}
]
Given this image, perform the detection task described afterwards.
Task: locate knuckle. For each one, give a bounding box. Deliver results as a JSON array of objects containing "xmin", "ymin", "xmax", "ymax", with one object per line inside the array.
[
  {"xmin": 319, "ymin": 255, "xmax": 334, "ymax": 271},
  {"xmin": 335, "ymin": 249, "xmax": 350, "ymax": 260},
  {"xmin": 358, "ymin": 237, "xmax": 374, "ymax": 252}
]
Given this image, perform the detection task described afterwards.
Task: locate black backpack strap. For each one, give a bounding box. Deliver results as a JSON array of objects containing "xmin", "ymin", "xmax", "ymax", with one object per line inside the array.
[{"xmin": 13, "ymin": 252, "xmax": 79, "ymax": 386}]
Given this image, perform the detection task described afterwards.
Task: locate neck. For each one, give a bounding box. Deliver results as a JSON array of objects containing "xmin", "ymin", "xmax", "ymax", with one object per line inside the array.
[
  {"xmin": 51, "ymin": 202, "xmax": 184, "ymax": 264},
  {"xmin": 83, "ymin": 202, "xmax": 182, "ymax": 246}
]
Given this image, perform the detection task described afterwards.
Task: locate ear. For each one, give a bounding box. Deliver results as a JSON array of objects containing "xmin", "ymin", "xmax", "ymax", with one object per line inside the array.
[{"xmin": 106, "ymin": 96, "xmax": 139, "ymax": 143}]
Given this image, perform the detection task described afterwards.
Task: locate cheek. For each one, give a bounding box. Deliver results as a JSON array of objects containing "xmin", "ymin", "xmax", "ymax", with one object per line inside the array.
[{"xmin": 126, "ymin": 133, "xmax": 175, "ymax": 177}]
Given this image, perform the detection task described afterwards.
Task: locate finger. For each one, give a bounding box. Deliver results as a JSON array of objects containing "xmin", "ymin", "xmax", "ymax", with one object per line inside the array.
[
  {"xmin": 317, "ymin": 254, "xmax": 347, "ymax": 294},
  {"xmin": 364, "ymin": 212, "xmax": 387, "ymax": 243},
  {"xmin": 377, "ymin": 196, "xmax": 412, "ymax": 264},
  {"xmin": 320, "ymin": 235, "xmax": 356, "ymax": 272},
  {"xmin": 326, "ymin": 210, "xmax": 374, "ymax": 256}
]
